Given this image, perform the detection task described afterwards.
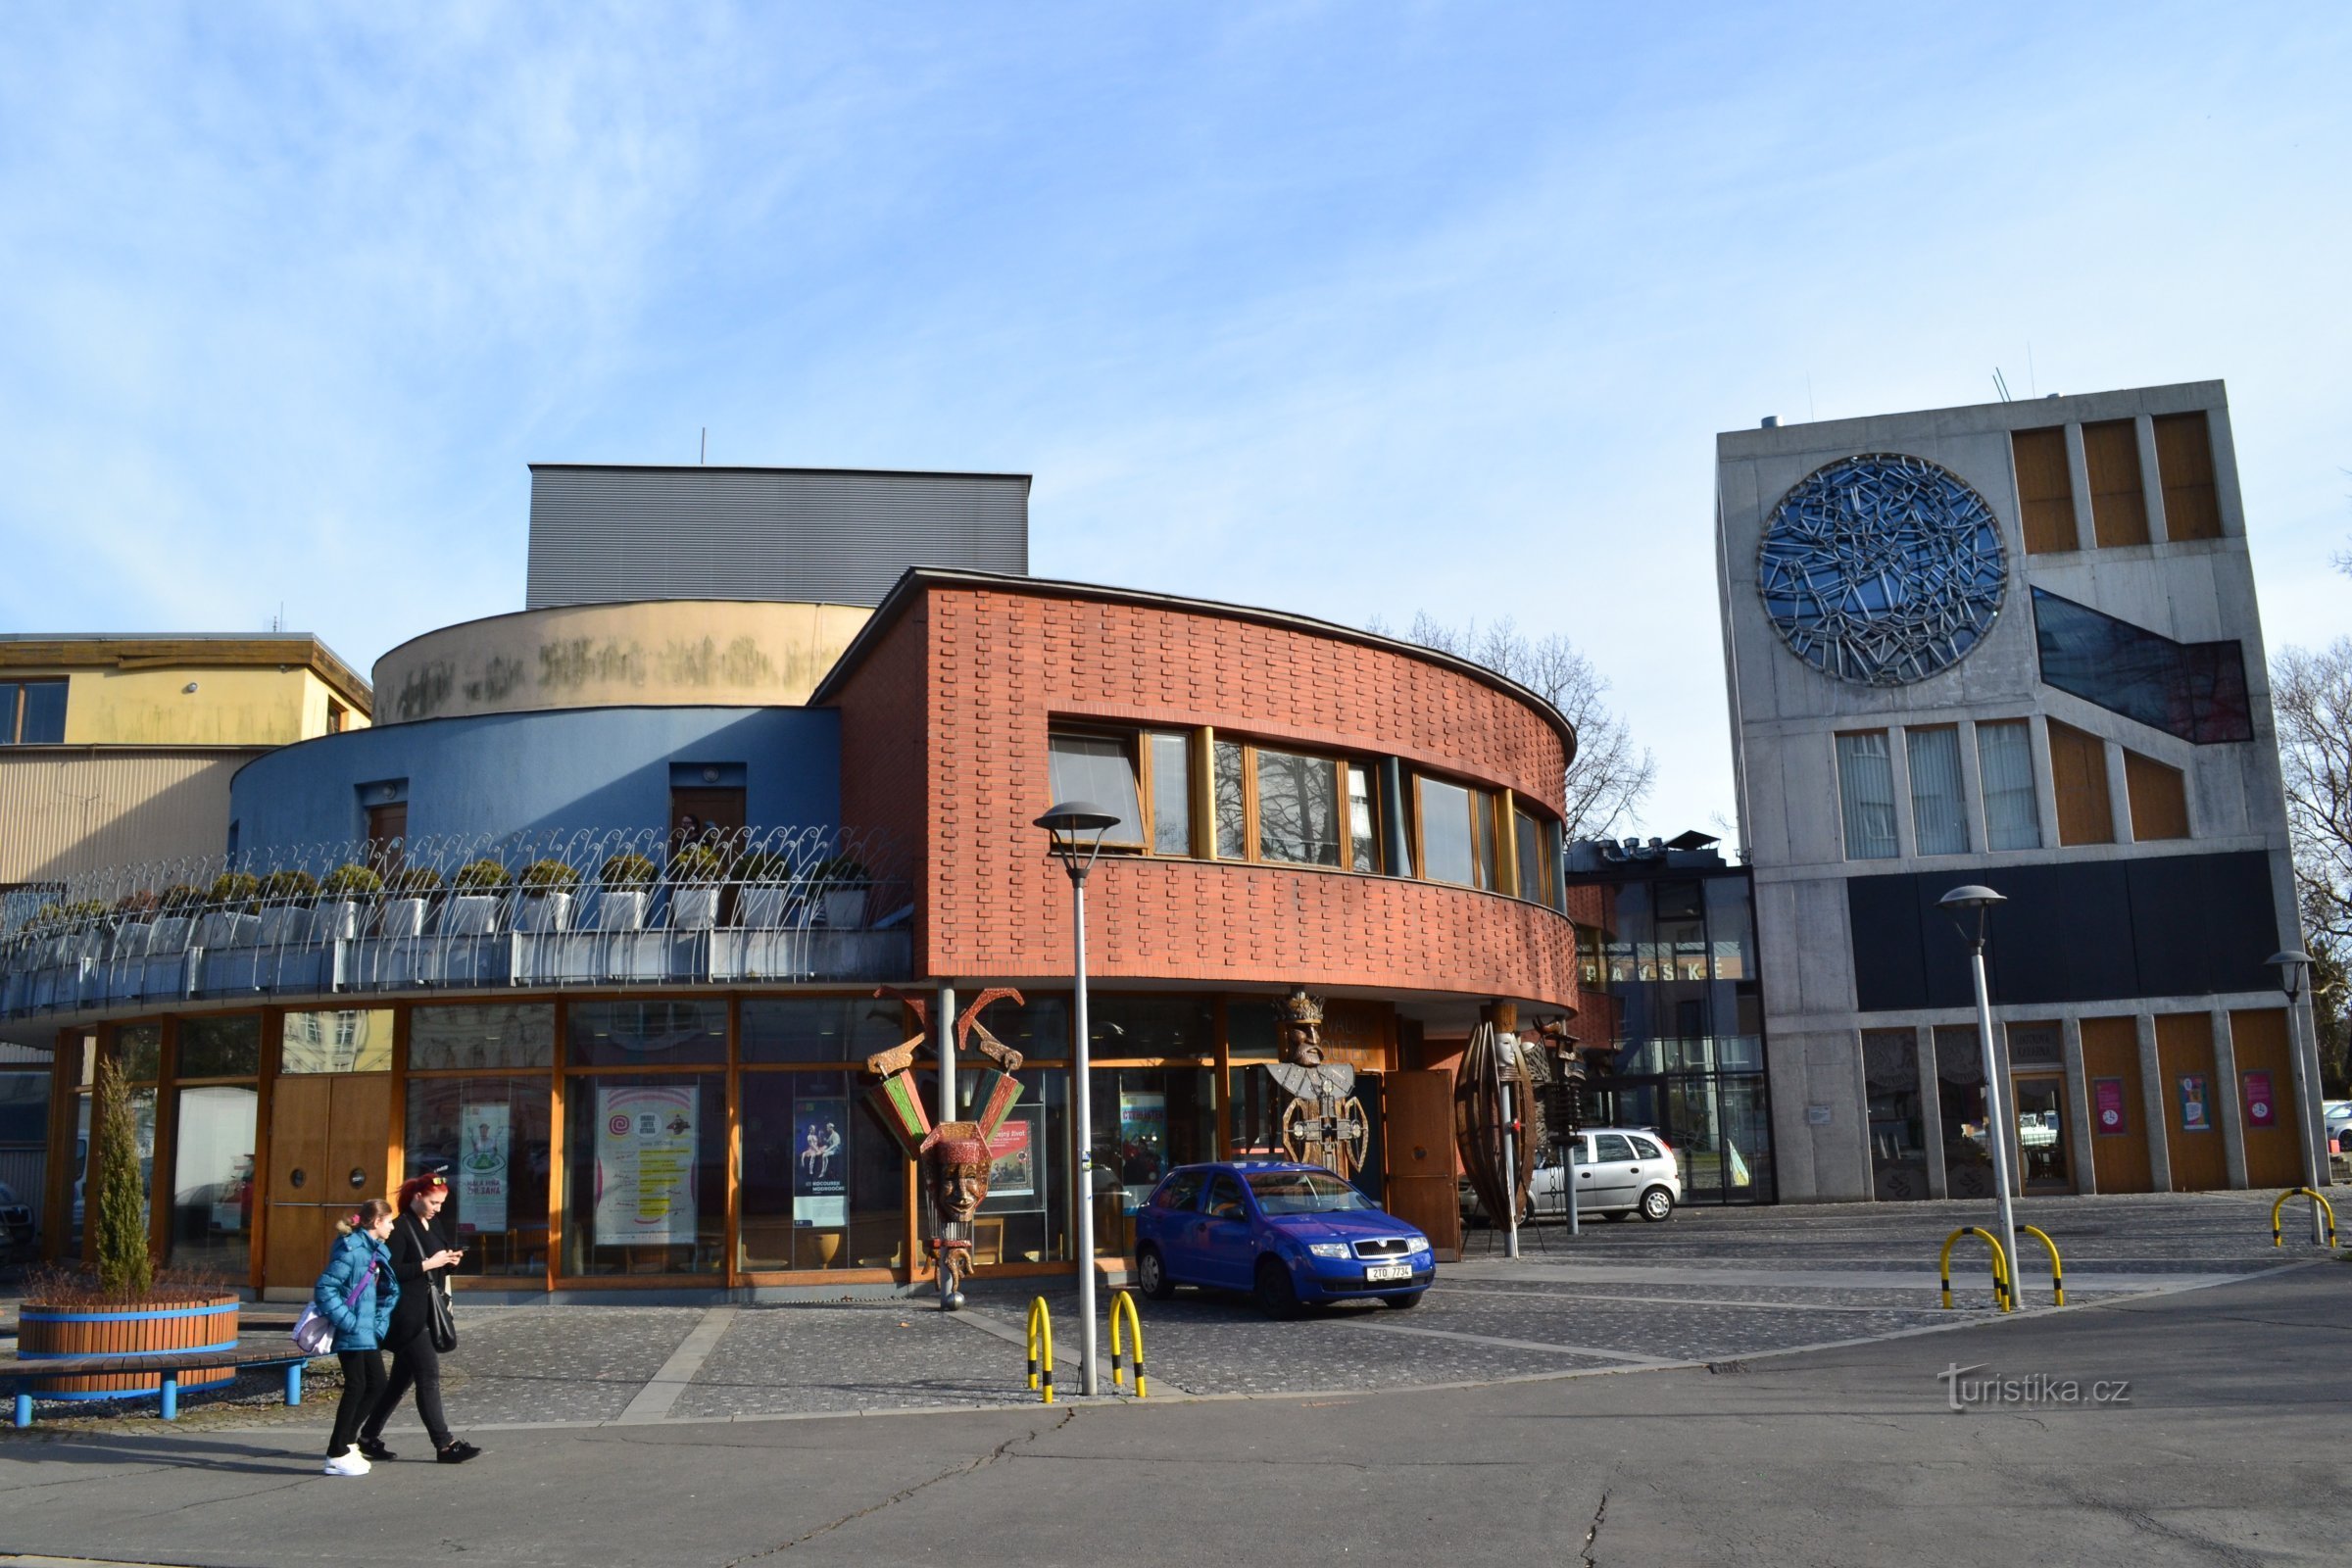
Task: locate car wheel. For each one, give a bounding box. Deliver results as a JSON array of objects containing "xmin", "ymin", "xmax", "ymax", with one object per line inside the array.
[
  {"xmin": 1382, "ymin": 1290, "xmax": 1425, "ymax": 1310},
  {"xmin": 1639, "ymin": 1186, "xmax": 1675, "ymax": 1222},
  {"xmin": 1254, "ymin": 1257, "xmax": 1301, "ymax": 1321},
  {"xmin": 1137, "ymin": 1246, "xmax": 1176, "ymax": 1301}
]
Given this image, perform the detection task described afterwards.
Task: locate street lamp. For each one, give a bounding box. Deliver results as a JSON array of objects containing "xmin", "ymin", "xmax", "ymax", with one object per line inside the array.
[
  {"xmin": 1037, "ymin": 799, "xmax": 1119, "ymax": 1396},
  {"xmin": 1940, "ymin": 885, "xmax": 2019, "ymax": 1307},
  {"xmin": 2267, "ymin": 950, "xmax": 2328, "ymax": 1244}
]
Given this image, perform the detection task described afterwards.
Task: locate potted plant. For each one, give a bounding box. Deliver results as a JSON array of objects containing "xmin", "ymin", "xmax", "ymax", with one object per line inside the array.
[
  {"xmin": 381, "ymin": 865, "xmax": 441, "ymax": 937},
  {"xmin": 667, "ymin": 845, "xmax": 725, "ymax": 930},
  {"xmin": 315, "ymin": 863, "xmax": 382, "ymax": 941},
  {"xmin": 597, "ymin": 853, "xmax": 656, "ymax": 932},
  {"xmin": 515, "ymin": 858, "xmax": 579, "ymax": 932},
  {"xmin": 257, "ymin": 868, "xmax": 319, "ymax": 946},
  {"xmin": 441, "ymin": 858, "xmax": 511, "ymax": 936},
  {"xmin": 197, "ymin": 873, "xmax": 263, "ymax": 949},
  {"xmin": 732, "ymin": 851, "xmax": 794, "ymax": 928},
  {"xmin": 811, "ymin": 854, "xmax": 870, "ymax": 930},
  {"xmin": 20, "ymin": 1057, "xmax": 240, "ymax": 1408}
]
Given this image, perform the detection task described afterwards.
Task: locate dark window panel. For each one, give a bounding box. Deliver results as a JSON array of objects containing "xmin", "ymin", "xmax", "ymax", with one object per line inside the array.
[{"xmin": 2032, "ymin": 588, "xmax": 2254, "ymax": 745}]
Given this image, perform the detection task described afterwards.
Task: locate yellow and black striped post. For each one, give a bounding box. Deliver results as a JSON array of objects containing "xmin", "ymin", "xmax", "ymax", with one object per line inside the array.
[
  {"xmin": 1109, "ymin": 1290, "xmax": 1147, "ymax": 1398},
  {"xmin": 2017, "ymin": 1224, "xmax": 2065, "ymax": 1307},
  {"xmin": 1939, "ymin": 1226, "xmax": 2012, "ymax": 1312},
  {"xmin": 1024, "ymin": 1297, "xmax": 1054, "ymax": 1404},
  {"xmin": 2271, "ymin": 1188, "xmax": 2338, "ymax": 1249}
]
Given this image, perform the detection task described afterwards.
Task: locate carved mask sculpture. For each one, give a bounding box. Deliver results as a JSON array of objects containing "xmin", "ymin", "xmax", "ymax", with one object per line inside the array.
[{"xmin": 923, "ymin": 1121, "xmax": 993, "ymax": 1226}]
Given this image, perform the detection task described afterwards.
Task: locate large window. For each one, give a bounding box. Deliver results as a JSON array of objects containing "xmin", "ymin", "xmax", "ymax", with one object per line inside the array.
[
  {"xmin": 169, "ymin": 1014, "xmax": 261, "ymax": 1278},
  {"xmin": 280, "ymin": 1009, "xmax": 393, "ymax": 1073},
  {"xmin": 405, "ymin": 1077, "xmax": 551, "ymax": 1278},
  {"xmin": 1975, "ymin": 719, "xmax": 2042, "ymax": 851},
  {"xmin": 1149, "ymin": 732, "xmax": 1193, "ymax": 856},
  {"xmin": 0, "ymin": 680, "xmax": 67, "ymax": 745},
  {"xmin": 2031, "ymin": 588, "xmax": 2253, "ymax": 744},
  {"xmin": 1417, "ymin": 776, "xmax": 1480, "ymax": 886},
  {"xmin": 1835, "ymin": 732, "xmax": 1899, "ymax": 859},
  {"xmin": 1254, "ymin": 747, "xmax": 1343, "ymax": 866},
  {"xmin": 1904, "ymin": 727, "xmax": 1969, "ymax": 856},
  {"xmin": 411, "ymin": 1004, "xmax": 554, "ymax": 1070},
  {"xmin": 562, "ymin": 1071, "xmax": 726, "ymax": 1276},
  {"xmin": 1046, "ymin": 732, "xmax": 1144, "ymax": 845},
  {"xmin": 1863, "ymin": 1029, "xmax": 1927, "ymax": 1200}
]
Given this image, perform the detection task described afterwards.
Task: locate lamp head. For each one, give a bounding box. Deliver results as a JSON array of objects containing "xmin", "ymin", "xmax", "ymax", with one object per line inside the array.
[
  {"xmin": 1937, "ymin": 884, "xmax": 2005, "ymax": 946},
  {"xmin": 2267, "ymin": 950, "xmax": 2312, "ymax": 999},
  {"xmin": 1036, "ymin": 800, "xmax": 1120, "ymax": 875}
]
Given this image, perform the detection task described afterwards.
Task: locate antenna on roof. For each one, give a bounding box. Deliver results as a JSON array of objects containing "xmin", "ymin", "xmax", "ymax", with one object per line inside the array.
[{"xmin": 1992, "ymin": 368, "xmax": 2012, "ymax": 402}]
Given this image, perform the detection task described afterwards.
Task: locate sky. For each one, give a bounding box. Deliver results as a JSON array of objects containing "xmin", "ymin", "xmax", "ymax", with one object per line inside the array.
[{"xmin": 3, "ymin": 2, "xmax": 2347, "ymax": 843}]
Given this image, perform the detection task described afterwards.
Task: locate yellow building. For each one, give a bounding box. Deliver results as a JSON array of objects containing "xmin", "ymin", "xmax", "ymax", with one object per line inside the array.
[{"xmin": 0, "ymin": 635, "xmax": 372, "ymax": 886}]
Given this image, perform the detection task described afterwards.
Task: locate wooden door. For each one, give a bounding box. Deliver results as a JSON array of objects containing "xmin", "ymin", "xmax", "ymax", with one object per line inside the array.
[
  {"xmin": 2079, "ymin": 1016, "xmax": 2151, "ymax": 1194},
  {"xmin": 2155, "ymin": 1013, "xmax": 2227, "ymax": 1192},
  {"xmin": 671, "ymin": 787, "xmax": 746, "ymax": 840},
  {"xmin": 263, "ymin": 1074, "xmax": 393, "ymax": 1290},
  {"xmin": 1382, "ymin": 1069, "xmax": 1460, "ymax": 1262},
  {"xmin": 366, "ymin": 803, "xmax": 408, "ymax": 873},
  {"xmin": 2228, "ymin": 1009, "xmax": 2304, "ymax": 1190}
]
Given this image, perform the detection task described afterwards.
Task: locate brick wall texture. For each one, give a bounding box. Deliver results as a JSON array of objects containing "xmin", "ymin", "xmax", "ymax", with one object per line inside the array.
[{"xmin": 829, "ymin": 582, "xmax": 1583, "ymax": 1013}]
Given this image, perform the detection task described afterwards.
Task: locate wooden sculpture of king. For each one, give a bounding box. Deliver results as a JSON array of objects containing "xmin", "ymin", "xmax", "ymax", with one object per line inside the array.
[{"xmin": 1266, "ymin": 988, "xmax": 1370, "ymax": 1183}]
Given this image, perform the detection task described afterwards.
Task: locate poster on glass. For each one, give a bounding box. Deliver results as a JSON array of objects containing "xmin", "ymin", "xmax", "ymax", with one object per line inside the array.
[
  {"xmin": 979, "ymin": 1105, "xmax": 1043, "ymax": 1213},
  {"xmin": 458, "ymin": 1100, "xmax": 511, "ymax": 1234},
  {"xmin": 792, "ymin": 1095, "xmax": 849, "ymax": 1229},
  {"xmin": 594, "ymin": 1083, "xmax": 699, "ymax": 1244}
]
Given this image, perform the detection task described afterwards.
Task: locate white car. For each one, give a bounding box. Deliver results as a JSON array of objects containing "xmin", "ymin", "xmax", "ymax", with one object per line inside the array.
[
  {"xmin": 2326, "ymin": 1100, "xmax": 2352, "ymax": 1155},
  {"xmin": 1461, "ymin": 1128, "xmax": 1682, "ymax": 1223}
]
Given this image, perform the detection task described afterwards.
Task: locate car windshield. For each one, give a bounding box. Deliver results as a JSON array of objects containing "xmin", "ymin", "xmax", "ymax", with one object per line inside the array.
[{"xmin": 1244, "ymin": 1170, "xmax": 1372, "ymax": 1214}]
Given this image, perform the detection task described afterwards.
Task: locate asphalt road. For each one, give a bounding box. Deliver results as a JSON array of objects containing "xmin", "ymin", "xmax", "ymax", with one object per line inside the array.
[{"xmin": 2, "ymin": 1259, "xmax": 2343, "ymax": 1567}]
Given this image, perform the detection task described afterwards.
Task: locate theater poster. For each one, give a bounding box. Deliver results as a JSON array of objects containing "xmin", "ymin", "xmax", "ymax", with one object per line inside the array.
[
  {"xmin": 457, "ymin": 1100, "xmax": 510, "ymax": 1234},
  {"xmin": 2241, "ymin": 1071, "xmax": 2277, "ymax": 1129},
  {"xmin": 595, "ymin": 1083, "xmax": 699, "ymax": 1245},
  {"xmin": 792, "ymin": 1094, "xmax": 849, "ymax": 1229},
  {"xmin": 979, "ymin": 1105, "xmax": 1044, "ymax": 1215}
]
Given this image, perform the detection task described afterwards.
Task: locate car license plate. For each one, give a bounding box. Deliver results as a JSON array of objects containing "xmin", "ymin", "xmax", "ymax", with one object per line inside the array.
[{"xmin": 1364, "ymin": 1263, "xmax": 1412, "ymax": 1282}]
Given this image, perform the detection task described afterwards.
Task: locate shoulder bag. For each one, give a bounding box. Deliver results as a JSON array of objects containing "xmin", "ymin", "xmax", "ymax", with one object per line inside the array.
[
  {"xmin": 293, "ymin": 1250, "xmax": 376, "ymax": 1356},
  {"xmin": 415, "ymin": 1216, "xmax": 460, "ymax": 1353}
]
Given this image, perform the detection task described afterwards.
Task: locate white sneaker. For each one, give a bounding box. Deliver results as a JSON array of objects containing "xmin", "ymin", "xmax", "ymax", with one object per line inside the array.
[{"xmin": 323, "ymin": 1450, "xmax": 371, "ymax": 1476}]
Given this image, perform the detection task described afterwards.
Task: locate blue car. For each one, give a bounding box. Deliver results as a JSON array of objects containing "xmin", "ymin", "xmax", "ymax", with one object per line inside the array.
[{"xmin": 1133, "ymin": 1160, "xmax": 1436, "ymax": 1318}]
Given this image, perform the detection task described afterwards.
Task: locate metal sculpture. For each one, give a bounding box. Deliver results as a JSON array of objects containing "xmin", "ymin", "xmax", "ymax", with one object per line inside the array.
[
  {"xmin": 1453, "ymin": 1018, "xmax": 1538, "ymax": 1228},
  {"xmin": 1757, "ymin": 453, "xmax": 2006, "ymax": 686},
  {"xmin": 863, "ymin": 987, "xmax": 1026, "ymax": 1307},
  {"xmin": 1264, "ymin": 989, "xmax": 1369, "ymax": 1181}
]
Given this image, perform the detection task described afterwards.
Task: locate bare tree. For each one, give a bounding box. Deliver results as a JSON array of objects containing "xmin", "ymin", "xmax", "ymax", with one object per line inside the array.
[
  {"xmin": 1370, "ymin": 612, "xmax": 1655, "ymax": 841},
  {"xmin": 2273, "ymin": 638, "xmax": 2352, "ymax": 1092}
]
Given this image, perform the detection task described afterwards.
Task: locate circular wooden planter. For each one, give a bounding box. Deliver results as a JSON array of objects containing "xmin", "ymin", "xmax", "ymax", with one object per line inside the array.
[{"xmin": 20, "ymin": 1296, "xmax": 241, "ymax": 1400}]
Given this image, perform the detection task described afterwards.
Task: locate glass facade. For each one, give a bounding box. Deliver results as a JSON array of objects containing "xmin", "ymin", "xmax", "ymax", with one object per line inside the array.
[
  {"xmin": 404, "ymin": 1077, "xmax": 552, "ymax": 1277},
  {"xmin": 2031, "ymin": 587, "xmax": 2253, "ymax": 744},
  {"xmin": 1933, "ymin": 1025, "xmax": 1996, "ymax": 1199},
  {"xmin": 1573, "ymin": 856, "xmax": 1775, "ymax": 1204},
  {"xmin": 1863, "ymin": 1029, "xmax": 1927, "ymax": 1200}
]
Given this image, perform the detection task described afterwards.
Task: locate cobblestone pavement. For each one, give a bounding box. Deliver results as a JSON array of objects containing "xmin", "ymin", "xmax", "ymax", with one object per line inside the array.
[{"xmin": 5, "ymin": 1188, "xmax": 2324, "ymax": 1437}]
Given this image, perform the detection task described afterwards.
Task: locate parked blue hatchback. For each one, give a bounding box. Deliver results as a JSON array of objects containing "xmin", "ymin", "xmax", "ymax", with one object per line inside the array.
[{"xmin": 1133, "ymin": 1160, "xmax": 1436, "ymax": 1319}]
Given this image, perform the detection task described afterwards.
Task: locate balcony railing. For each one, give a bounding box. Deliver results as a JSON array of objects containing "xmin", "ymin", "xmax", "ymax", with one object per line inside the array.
[{"xmin": 0, "ymin": 826, "xmax": 911, "ymax": 1020}]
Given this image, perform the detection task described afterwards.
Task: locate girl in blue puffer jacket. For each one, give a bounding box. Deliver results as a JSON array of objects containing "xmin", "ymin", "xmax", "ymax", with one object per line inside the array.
[{"xmin": 316, "ymin": 1199, "xmax": 399, "ymax": 1476}]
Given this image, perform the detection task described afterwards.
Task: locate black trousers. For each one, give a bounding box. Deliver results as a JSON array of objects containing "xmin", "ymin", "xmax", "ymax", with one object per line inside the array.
[
  {"xmin": 329, "ymin": 1349, "xmax": 386, "ymax": 1457},
  {"xmin": 362, "ymin": 1327, "xmax": 451, "ymax": 1448}
]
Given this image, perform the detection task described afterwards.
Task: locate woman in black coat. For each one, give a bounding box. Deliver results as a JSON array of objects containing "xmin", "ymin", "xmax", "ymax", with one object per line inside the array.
[{"xmin": 358, "ymin": 1167, "xmax": 482, "ymax": 1464}]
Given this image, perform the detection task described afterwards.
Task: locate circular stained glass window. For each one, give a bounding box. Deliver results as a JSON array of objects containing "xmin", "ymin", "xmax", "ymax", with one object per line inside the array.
[{"xmin": 1757, "ymin": 453, "xmax": 2007, "ymax": 686}]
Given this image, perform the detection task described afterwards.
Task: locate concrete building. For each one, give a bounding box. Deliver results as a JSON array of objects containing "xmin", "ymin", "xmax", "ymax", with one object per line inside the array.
[
  {"xmin": 1717, "ymin": 381, "xmax": 2323, "ymax": 1202},
  {"xmin": 0, "ymin": 635, "xmax": 371, "ymax": 890}
]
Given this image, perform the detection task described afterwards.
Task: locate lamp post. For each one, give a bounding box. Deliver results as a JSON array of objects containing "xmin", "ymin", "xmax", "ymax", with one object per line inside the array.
[
  {"xmin": 1940, "ymin": 885, "xmax": 2019, "ymax": 1307},
  {"xmin": 1037, "ymin": 799, "xmax": 1118, "ymax": 1396},
  {"xmin": 2266, "ymin": 950, "xmax": 2328, "ymax": 1244}
]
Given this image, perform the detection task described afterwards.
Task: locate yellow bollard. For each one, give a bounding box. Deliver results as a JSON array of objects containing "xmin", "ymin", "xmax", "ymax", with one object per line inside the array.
[
  {"xmin": 2270, "ymin": 1188, "xmax": 2338, "ymax": 1249},
  {"xmin": 1109, "ymin": 1290, "xmax": 1148, "ymax": 1398},
  {"xmin": 1025, "ymin": 1296, "xmax": 1054, "ymax": 1404},
  {"xmin": 2017, "ymin": 1225, "xmax": 2065, "ymax": 1307},
  {"xmin": 1939, "ymin": 1226, "xmax": 2012, "ymax": 1312}
]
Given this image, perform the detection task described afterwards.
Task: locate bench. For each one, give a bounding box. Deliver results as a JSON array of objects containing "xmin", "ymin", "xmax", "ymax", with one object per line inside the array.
[{"xmin": 3, "ymin": 1345, "xmax": 320, "ymax": 1428}]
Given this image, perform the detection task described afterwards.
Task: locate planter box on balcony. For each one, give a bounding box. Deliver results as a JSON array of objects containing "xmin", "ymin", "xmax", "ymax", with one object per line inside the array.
[
  {"xmin": 257, "ymin": 906, "xmax": 309, "ymax": 947},
  {"xmin": 312, "ymin": 901, "xmax": 363, "ymax": 943},
  {"xmin": 670, "ymin": 887, "xmax": 720, "ymax": 931},
  {"xmin": 149, "ymin": 916, "xmax": 191, "ymax": 955},
  {"xmin": 381, "ymin": 899, "xmax": 427, "ymax": 938},
  {"xmin": 438, "ymin": 897, "xmax": 500, "ymax": 937},
  {"xmin": 821, "ymin": 889, "xmax": 867, "ymax": 930},
  {"xmin": 113, "ymin": 922, "xmax": 154, "ymax": 959},
  {"xmin": 737, "ymin": 886, "xmax": 794, "ymax": 929},
  {"xmin": 596, "ymin": 891, "xmax": 648, "ymax": 931},
  {"xmin": 515, "ymin": 892, "xmax": 571, "ymax": 933},
  {"xmin": 195, "ymin": 912, "xmax": 261, "ymax": 949}
]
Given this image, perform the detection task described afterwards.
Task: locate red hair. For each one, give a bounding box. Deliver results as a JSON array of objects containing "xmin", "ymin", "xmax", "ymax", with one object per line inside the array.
[{"xmin": 395, "ymin": 1170, "xmax": 449, "ymax": 1211}]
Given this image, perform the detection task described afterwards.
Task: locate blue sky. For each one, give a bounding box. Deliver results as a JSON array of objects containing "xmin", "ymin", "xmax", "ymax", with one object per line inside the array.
[{"xmin": 3, "ymin": 3, "xmax": 2346, "ymax": 839}]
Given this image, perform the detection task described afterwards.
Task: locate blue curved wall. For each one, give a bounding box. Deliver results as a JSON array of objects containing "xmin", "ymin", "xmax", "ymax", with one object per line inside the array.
[{"xmin": 230, "ymin": 706, "xmax": 840, "ymax": 853}]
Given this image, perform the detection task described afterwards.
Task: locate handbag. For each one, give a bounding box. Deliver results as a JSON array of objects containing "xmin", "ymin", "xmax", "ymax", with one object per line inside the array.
[
  {"xmin": 414, "ymin": 1216, "xmax": 459, "ymax": 1353},
  {"xmin": 294, "ymin": 1250, "xmax": 378, "ymax": 1356}
]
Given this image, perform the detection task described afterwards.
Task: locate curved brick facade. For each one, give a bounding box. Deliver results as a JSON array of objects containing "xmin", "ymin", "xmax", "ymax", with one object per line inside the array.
[{"xmin": 823, "ymin": 574, "xmax": 1583, "ymax": 1014}]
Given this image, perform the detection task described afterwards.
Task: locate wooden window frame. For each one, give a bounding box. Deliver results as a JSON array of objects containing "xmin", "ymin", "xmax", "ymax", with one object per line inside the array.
[
  {"xmin": 1046, "ymin": 726, "xmax": 1149, "ymax": 852},
  {"xmin": 1409, "ymin": 770, "xmax": 1503, "ymax": 892},
  {"xmin": 0, "ymin": 678, "xmax": 67, "ymax": 746}
]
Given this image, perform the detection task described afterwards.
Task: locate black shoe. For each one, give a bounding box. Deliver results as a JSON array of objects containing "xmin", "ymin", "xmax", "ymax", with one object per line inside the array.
[
  {"xmin": 357, "ymin": 1438, "xmax": 397, "ymax": 1462},
  {"xmin": 436, "ymin": 1440, "xmax": 481, "ymax": 1464}
]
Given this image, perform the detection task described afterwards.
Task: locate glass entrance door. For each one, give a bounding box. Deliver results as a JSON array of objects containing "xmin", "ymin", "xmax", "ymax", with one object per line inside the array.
[{"xmin": 2011, "ymin": 1074, "xmax": 2073, "ymax": 1193}]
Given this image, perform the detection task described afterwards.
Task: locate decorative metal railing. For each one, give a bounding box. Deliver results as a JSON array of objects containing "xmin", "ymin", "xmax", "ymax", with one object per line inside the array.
[{"xmin": 0, "ymin": 826, "xmax": 912, "ymax": 1020}]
